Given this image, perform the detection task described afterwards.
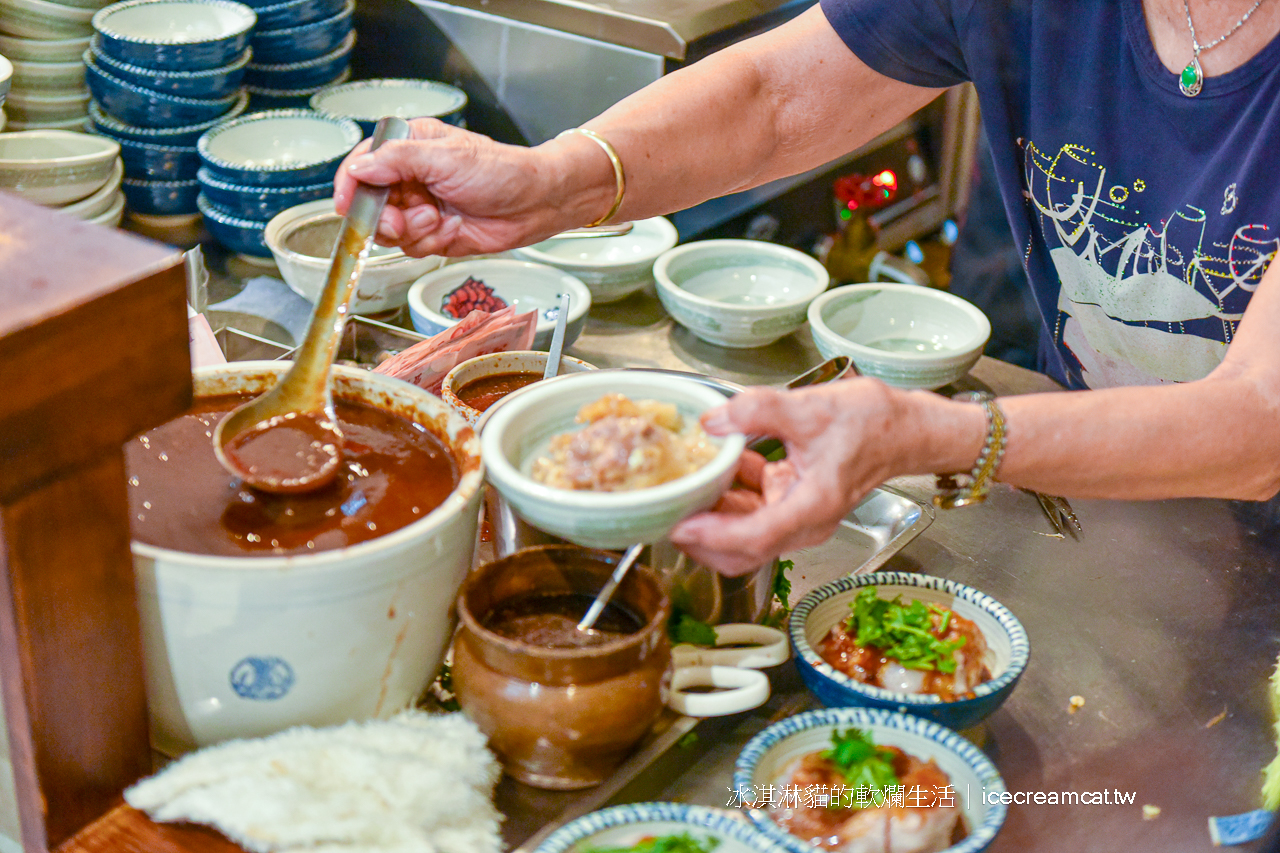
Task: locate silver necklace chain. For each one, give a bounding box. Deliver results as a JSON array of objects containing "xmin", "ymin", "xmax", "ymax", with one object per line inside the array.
[{"xmin": 1179, "ymin": 0, "xmax": 1268, "ymax": 95}]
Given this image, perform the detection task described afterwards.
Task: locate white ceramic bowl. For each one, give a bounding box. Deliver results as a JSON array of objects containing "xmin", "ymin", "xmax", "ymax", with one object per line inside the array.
[
  {"xmin": 0, "ymin": 130, "xmax": 121, "ymax": 205},
  {"xmin": 512, "ymin": 216, "xmax": 679, "ymax": 304},
  {"xmin": 0, "ymin": 54, "xmax": 12, "ymax": 108},
  {"xmin": 534, "ymin": 803, "xmax": 792, "ymax": 853},
  {"xmin": 2, "ymin": 88, "xmax": 91, "ymax": 123},
  {"xmin": 8, "ymin": 55, "xmax": 86, "ymax": 91},
  {"xmin": 734, "ymin": 707, "xmax": 1007, "ymax": 853},
  {"xmin": 480, "ymin": 370, "xmax": 745, "ymax": 549},
  {"xmin": 197, "ymin": 107, "xmax": 362, "ymax": 186},
  {"xmin": 56, "ymin": 156, "xmax": 124, "ymax": 219},
  {"xmin": 0, "ymin": 0, "xmax": 95, "ymax": 40},
  {"xmin": 808, "ymin": 283, "xmax": 991, "ymax": 390},
  {"xmin": 264, "ymin": 198, "xmax": 446, "ymax": 314},
  {"xmin": 86, "ymin": 188, "xmax": 126, "ymax": 227},
  {"xmin": 0, "ymin": 33, "xmax": 91, "ymax": 62},
  {"xmin": 131, "ymin": 362, "xmax": 484, "ymax": 754},
  {"xmin": 407, "ymin": 258, "xmax": 593, "ymax": 351},
  {"xmin": 441, "ymin": 350, "xmax": 596, "ymax": 427},
  {"xmin": 308, "ymin": 77, "xmax": 467, "ymax": 133},
  {"xmin": 654, "ymin": 238, "xmax": 830, "ymax": 348}
]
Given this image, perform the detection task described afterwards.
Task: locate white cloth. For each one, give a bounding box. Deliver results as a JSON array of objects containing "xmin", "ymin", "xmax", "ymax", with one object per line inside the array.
[{"xmin": 125, "ymin": 711, "xmax": 503, "ymax": 853}]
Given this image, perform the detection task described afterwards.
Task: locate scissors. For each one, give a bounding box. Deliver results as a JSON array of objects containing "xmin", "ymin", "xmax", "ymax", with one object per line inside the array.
[{"xmin": 666, "ymin": 623, "xmax": 789, "ymax": 717}]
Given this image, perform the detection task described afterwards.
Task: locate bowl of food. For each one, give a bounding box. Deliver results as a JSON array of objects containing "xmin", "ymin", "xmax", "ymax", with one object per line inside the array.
[
  {"xmin": 452, "ymin": 544, "xmax": 670, "ymax": 790},
  {"xmin": 512, "ymin": 216, "xmax": 679, "ymax": 304},
  {"xmin": 734, "ymin": 707, "xmax": 1007, "ymax": 853},
  {"xmin": 127, "ymin": 361, "xmax": 484, "ymax": 755},
  {"xmin": 479, "ymin": 370, "xmax": 745, "ymax": 549},
  {"xmin": 653, "ymin": 238, "xmax": 830, "ymax": 348},
  {"xmin": 407, "ymin": 258, "xmax": 592, "ymax": 351},
  {"xmin": 535, "ymin": 802, "xmax": 793, "ymax": 853},
  {"xmin": 442, "ymin": 350, "xmax": 597, "ymax": 426},
  {"xmin": 264, "ymin": 198, "xmax": 447, "ymax": 315},
  {"xmin": 196, "ymin": 108, "xmax": 362, "ymax": 187},
  {"xmin": 92, "ymin": 0, "xmax": 256, "ymax": 71},
  {"xmin": 0, "ymin": 129, "xmax": 120, "ymax": 205},
  {"xmin": 790, "ymin": 572, "xmax": 1029, "ymax": 731},
  {"xmin": 807, "ymin": 284, "xmax": 991, "ymax": 390},
  {"xmin": 309, "ymin": 77, "xmax": 467, "ymax": 135}
]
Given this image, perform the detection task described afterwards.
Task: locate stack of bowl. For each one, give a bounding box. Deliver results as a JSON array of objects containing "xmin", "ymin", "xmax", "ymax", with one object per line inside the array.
[
  {"xmin": 0, "ymin": 129, "xmax": 125, "ymax": 226},
  {"xmin": 0, "ymin": 4, "xmax": 94, "ymax": 133},
  {"xmin": 85, "ymin": 0, "xmax": 254, "ymax": 221},
  {"xmin": 309, "ymin": 77, "xmax": 467, "ymax": 136},
  {"xmin": 0, "ymin": 52, "xmax": 9, "ymax": 129},
  {"xmin": 242, "ymin": 0, "xmax": 352, "ymax": 108},
  {"xmin": 195, "ymin": 108, "xmax": 360, "ymax": 257}
]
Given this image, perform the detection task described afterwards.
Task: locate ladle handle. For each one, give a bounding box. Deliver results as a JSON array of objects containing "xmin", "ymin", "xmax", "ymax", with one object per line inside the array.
[
  {"xmin": 284, "ymin": 116, "xmax": 412, "ymax": 409},
  {"xmin": 577, "ymin": 543, "xmax": 645, "ymax": 632}
]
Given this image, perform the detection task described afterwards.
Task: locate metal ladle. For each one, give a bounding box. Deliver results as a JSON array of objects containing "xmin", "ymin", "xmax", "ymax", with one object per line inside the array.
[{"xmin": 213, "ymin": 116, "xmax": 411, "ymax": 493}]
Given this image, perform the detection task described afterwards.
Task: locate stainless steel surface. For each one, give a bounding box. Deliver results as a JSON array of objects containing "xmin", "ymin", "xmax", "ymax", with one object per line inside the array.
[{"xmin": 424, "ymin": 0, "xmax": 808, "ymax": 60}]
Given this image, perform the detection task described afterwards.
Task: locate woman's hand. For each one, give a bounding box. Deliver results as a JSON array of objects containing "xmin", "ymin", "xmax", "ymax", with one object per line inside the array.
[{"xmin": 332, "ymin": 119, "xmax": 610, "ymax": 259}]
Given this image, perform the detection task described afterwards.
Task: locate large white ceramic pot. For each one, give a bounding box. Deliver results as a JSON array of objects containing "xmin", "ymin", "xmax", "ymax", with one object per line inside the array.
[{"xmin": 130, "ymin": 362, "xmax": 484, "ymax": 755}]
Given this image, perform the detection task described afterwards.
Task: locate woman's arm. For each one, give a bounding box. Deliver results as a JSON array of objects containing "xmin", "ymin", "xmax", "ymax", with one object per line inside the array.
[
  {"xmin": 332, "ymin": 5, "xmax": 943, "ymax": 257},
  {"xmin": 670, "ymin": 260, "xmax": 1280, "ymax": 575}
]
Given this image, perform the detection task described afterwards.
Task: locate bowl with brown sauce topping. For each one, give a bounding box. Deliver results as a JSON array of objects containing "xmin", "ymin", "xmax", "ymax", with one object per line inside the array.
[
  {"xmin": 479, "ymin": 371, "xmax": 746, "ymax": 549},
  {"xmin": 451, "ymin": 545, "xmax": 671, "ymax": 790},
  {"xmin": 734, "ymin": 707, "xmax": 1007, "ymax": 853},
  {"xmin": 127, "ymin": 361, "xmax": 484, "ymax": 755},
  {"xmin": 789, "ymin": 573, "xmax": 1029, "ymax": 732},
  {"xmin": 441, "ymin": 349, "xmax": 596, "ymax": 426}
]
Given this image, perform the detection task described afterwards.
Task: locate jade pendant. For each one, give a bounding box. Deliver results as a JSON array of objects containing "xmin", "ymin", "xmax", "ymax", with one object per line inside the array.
[{"xmin": 1180, "ymin": 55, "xmax": 1204, "ymax": 97}]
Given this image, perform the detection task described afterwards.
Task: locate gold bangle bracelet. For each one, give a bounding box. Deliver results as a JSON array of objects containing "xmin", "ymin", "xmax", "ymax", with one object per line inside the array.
[
  {"xmin": 557, "ymin": 127, "xmax": 626, "ymax": 227},
  {"xmin": 933, "ymin": 392, "xmax": 1008, "ymax": 509}
]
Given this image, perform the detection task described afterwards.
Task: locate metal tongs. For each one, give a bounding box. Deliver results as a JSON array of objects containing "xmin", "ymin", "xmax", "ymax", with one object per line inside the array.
[{"xmin": 1031, "ymin": 491, "xmax": 1082, "ymax": 537}]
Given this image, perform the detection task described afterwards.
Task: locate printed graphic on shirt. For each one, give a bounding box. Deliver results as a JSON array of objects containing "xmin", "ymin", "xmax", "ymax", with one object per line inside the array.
[{"xmin": 1022, "ymin": 141, "xmax": 1276, "ymax": 388}]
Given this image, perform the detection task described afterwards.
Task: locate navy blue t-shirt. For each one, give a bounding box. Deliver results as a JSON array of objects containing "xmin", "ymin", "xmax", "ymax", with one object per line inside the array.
[{"xmin": 821, "ymin": 0, "xmax": 1280, "ymax": 389}]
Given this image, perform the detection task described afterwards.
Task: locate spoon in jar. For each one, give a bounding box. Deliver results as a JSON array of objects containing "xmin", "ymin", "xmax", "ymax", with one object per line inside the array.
[
  {"xmin": 212, "ymin": 116, "xmax": 411, "ymax": 494},
  {"xmin": 577, "ymin": 543, "xmax": 645, "ymax": 633}
]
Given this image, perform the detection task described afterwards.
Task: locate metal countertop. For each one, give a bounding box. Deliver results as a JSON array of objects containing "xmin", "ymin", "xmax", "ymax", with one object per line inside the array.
[{"xmin": 516, "ymin": 287, "xmax": 1280, "ymax": 853}]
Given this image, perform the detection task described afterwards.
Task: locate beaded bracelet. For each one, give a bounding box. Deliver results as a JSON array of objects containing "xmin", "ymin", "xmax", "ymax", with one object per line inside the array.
[
  {"xmin": 557, "ymin": 127, "xmax": 626, "ymax": 227},
  {"xmin": 933, "ymin": 391, "xmax": 1007, "ymax": 509}
]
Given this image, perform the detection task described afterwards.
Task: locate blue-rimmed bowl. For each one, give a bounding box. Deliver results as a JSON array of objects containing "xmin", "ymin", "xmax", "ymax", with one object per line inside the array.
[
  {"xmin": 244, "ymin": 29, "xmax": 352, "ymax": 91},
  {"xmin": 197, "ymin": 108, "xmax": 361, "ymax": 186},
  {"xmin": 86, "ymin": 55, "xmax": 244, "ymax": 127},
  {"xmin": 534, "ymin": 803, "xmax": 791, "ymax": 853},
  {"xmin": 196, "ymin": 166, "xmax": 330, "ymax": 220},
  {"xmin": 121, "ymin": 174, "xmax": 200, "ymax": 214},
  {"xmin": 89, "ymin": 91, "xmax": 247, "ymax": 145},
  {"xmin": 250, "ymin": 0, "xmax": 344, "ymax": 31},
  {"xmin": 244, "ymin": 65, "xmax": 348, "ymax": 110},
  {"xmin": 89, "ymin": 36, "xmax": 248, "ymax": 98},
  {"xmin": 309, "ymin": 77, "xmax": 466, "ymax": 135},
  {"xmin": 249, "ymin": 0, "xmax": 353, "ymax": 65},
  {"xmin": 790, "ymin": 572, "xmax": 1029, "ymax": 731},
  {"xmin": 92, "ymin": 0, "xmax": 256, "ymax": 71},
  {"xmin": 198, "ymin": 191, "xmax": 271, "ymax": 256},
  {"xmin": 114, "ymin": 135, "xmax": 201, "ymax": 180},
  {"xmin": 734, "ymin": 707, "xmax": 1007, "ymax": 853}
]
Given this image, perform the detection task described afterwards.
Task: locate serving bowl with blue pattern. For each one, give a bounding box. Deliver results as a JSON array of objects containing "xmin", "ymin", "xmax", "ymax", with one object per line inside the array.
[
  {"xmin": 115, "ymin": 135, "xmax": 201, "ymax": 180},
  {"xmin": 250, "ymin": 0, "xmax": 345, "ymax": 31},
  {"xmin": 196, "ymin": 165, "xmax": 330, "ymax": 220},
  {"xmin": 86, "ymin": 54, "xmax": 244, "ymax": 127},
  {"xmin": 197, "ymin": 108, "xmax": 361, "ymax": 186},
  {"xmin": 244, "ymin": 29, "xmax": 353, "ymax": 91},
  {"xmin": 309, "ymin": 77, "xmax": 467, "ymax": 135},
  {"xmin": 535, "ymin": 803, "xmax": 791, "ymax": 853},
  {"xmin": 734, "ymin": 707, "xmax": 1007, "ymax": 853},
  {"xmin": 88, "ymin": 36, "xmax": 248, "ymax": 98},
  {"xmin": 249, "ymin": 0, "xmax": 353, "ymax": 65},
  {"xmin": 92, "ymin": 0, "xmax": 256, "ymax": 71},
  {"xmin": 244, "ymin": 64, "xmax": 348, "ymax": 110},
  {"xmin": 790, "ymin": 572, "xmax": 1029, "ymax": 731},
  {"xmin": 90, "ymin": 91, "xmax": 246, "ymax": 144},
  {"xmin": 198, "ymin": 191, "xmax": 272, "ymax": 256},
  {"xmin": 122, "ymin": 174, "xmax": 200, "ymax": 214}
]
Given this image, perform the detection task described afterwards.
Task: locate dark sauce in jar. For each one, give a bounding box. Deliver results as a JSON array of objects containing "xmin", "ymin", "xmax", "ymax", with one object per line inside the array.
[
  {"xmin": 483, "ymin": 592, "xmax": 643, "ymax": 648},
  {"xmin": 456, "ymin": 371, "xmax": 542, "ymax": 412},
  {"xmin": 126, "ymin": 394, "xmax": 458, "ymax": 558}
]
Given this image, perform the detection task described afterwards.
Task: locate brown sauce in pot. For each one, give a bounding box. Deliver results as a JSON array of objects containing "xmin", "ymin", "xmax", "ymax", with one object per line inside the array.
[
  {"xmin": 126, "ymin": 394, "xmax": 458, "ymax": 558},
  {"xmin": 482, "ymin": 592, "xmax": 642, "ymax": 649},
  {"xmin": 456, "ymin": 371, "xmax": 542, "ymax": 412}
]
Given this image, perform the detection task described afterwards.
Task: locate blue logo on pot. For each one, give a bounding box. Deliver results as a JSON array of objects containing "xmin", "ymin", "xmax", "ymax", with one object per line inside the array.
[{"xmin": 230, "ymin": 656, "xmax": 295, "ymax": 700}]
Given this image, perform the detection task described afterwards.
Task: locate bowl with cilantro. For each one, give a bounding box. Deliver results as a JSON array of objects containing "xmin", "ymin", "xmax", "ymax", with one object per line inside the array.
[
  {"xmin": 533, "ymin": 802, "xmax": 792, "ymax": 853},
  {"xmin": 788, "ymin": 572, "xmax": 1029, "ymax": 731},
  {"xmin": 734, "ymin": 707, "xmax": 1007, "ymax": 853}
]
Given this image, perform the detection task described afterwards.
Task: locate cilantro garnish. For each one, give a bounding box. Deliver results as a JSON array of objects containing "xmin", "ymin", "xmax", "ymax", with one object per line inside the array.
[
  {"xmin": 848, "ymin": 587, "xmax": 966, "ymax": 673},
  {"xmin": 763, "ymin": 559, "xmax": 793, "ymax": 629},
  {"xmin": 821, "ymin": 728, "xmax": 900, "ymax": 808},
  {"xmin": 580, "ymin": 832, "xmax": 720, "ymax": 853},
  {"xmin": 669, "ymin": 612, "xmax": 719, "ymax": 647}
]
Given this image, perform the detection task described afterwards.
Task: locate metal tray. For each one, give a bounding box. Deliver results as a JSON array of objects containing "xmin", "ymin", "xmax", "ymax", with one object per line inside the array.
[{"xmin": 497, "ymin": 485, "xmax": 932, "ymax": 852}]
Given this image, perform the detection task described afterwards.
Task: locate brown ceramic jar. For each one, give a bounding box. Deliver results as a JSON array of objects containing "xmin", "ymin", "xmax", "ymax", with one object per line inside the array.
[{"xmin": 452, "ymin": 545, "xmax": 671, "ymax": 790}]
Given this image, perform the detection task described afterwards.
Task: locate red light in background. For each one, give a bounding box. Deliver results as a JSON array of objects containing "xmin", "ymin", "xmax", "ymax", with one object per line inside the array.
[{"xmin": 873, "ymin": 169, "xmax": 897, "ymax": 189}]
